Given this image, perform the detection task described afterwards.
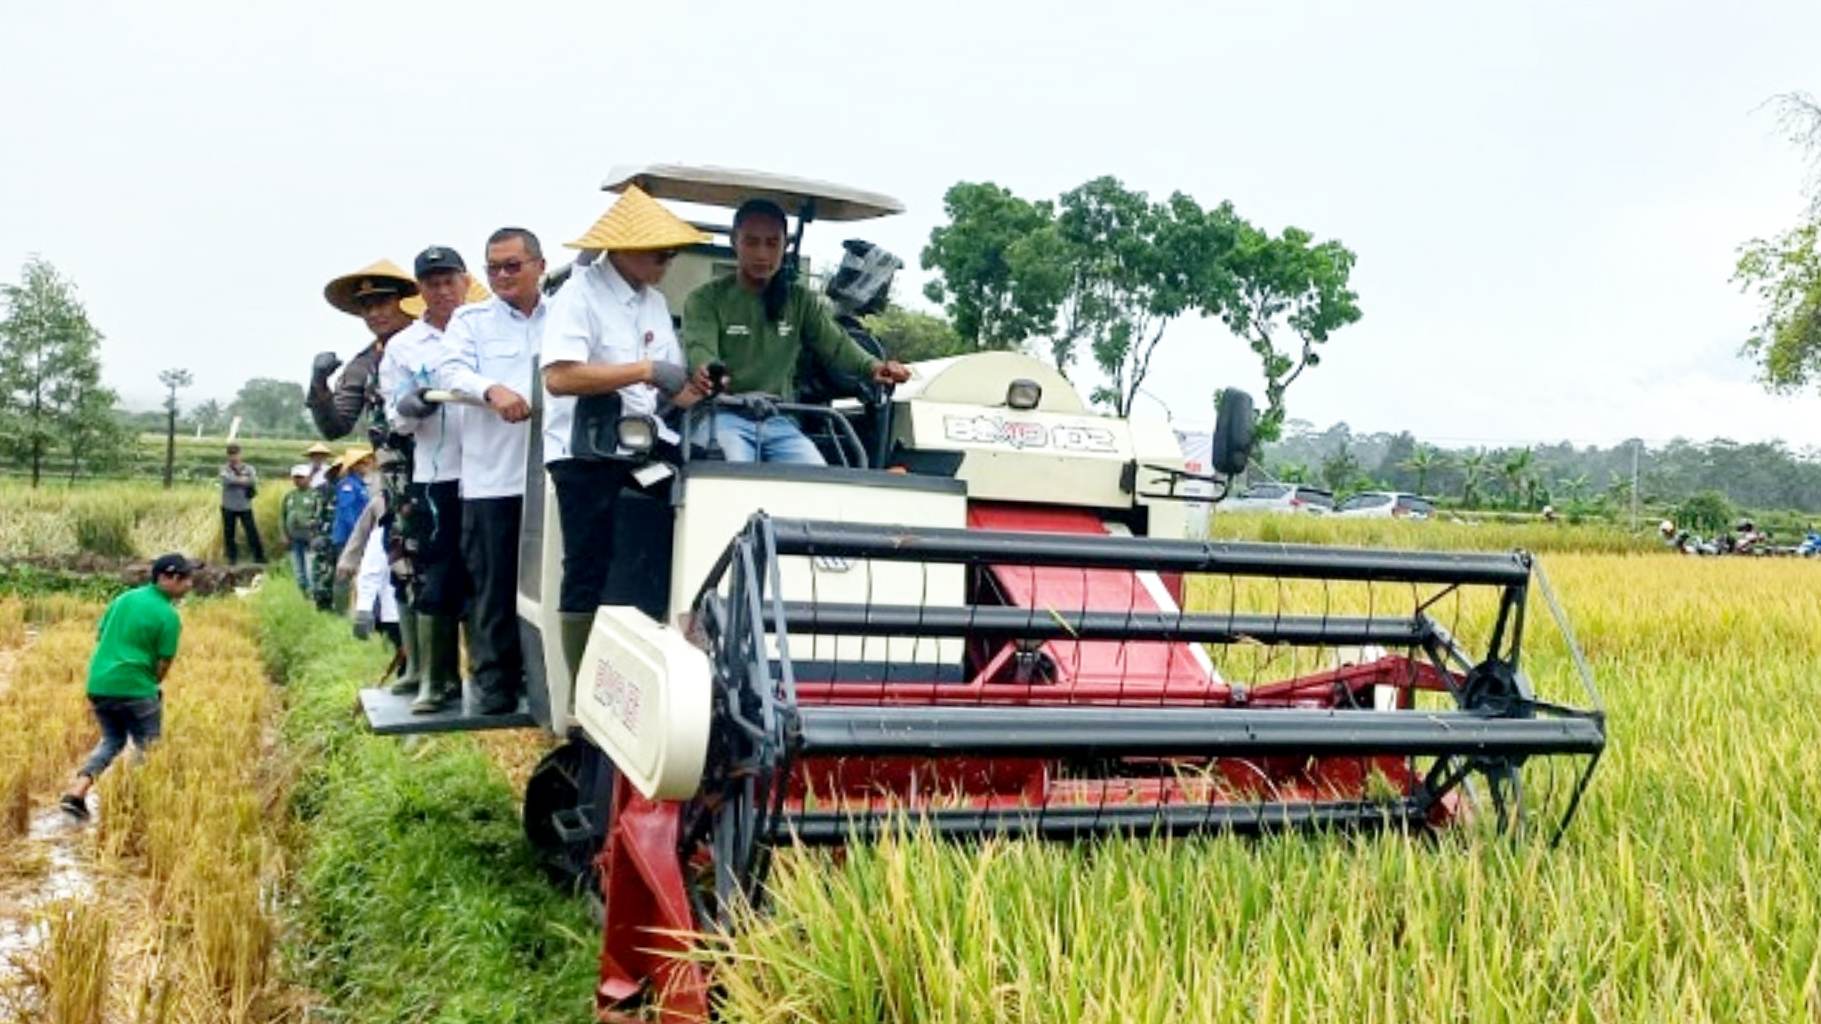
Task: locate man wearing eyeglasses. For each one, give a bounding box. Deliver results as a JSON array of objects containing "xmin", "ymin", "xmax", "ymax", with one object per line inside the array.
[
  {"xmin": 684, "ymin": 198, "xmax": 910, "ymax": 465},
  {"xmin": 420, "ymin": 227, "xmax": 545, "ymax": 715},
  {"xmin": 380, "ymin": 246, "xmax": 472, "ymax": 713}
]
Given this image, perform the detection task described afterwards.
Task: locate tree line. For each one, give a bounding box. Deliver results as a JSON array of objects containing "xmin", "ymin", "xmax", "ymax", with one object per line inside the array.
[{"xmin": 1262, "ymin": 420, "xmax": 1821, "ymax": 519}]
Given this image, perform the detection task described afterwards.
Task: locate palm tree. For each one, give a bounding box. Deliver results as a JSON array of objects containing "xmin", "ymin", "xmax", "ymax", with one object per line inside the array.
[
  {"xmin": 1501, "ymin": 448, "xmax": 1535, "ymax": 510},
  {"xmin": 1558, "ymin": 473, "xmax": 1591, "ymax": 506},
  {"xmin": 1460, "ymin": 451, "xmax": 1489, "ymax": 508},
  {"xmin": 1400, "ymin": 444, "xmax": 1450, "ymax": 496}
]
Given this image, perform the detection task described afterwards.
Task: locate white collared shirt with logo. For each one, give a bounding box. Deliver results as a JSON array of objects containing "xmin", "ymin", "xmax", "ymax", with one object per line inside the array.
[
  {"xmin": 540, "ymin": 259, "xmax": 681, "ymax": 463},
  {"xmin": 379, "ymin": 318, "xmax": 463, "ymax": 484},
  {"xmin": 434, "ymin": 296, "xmax": 546, "ymax": 500}
]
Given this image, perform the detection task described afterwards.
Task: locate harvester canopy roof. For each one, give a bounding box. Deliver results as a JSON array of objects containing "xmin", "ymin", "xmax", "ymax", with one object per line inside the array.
[{"xmin": 601, "ymin": 164, "xmax": 904, "ymax": 222}]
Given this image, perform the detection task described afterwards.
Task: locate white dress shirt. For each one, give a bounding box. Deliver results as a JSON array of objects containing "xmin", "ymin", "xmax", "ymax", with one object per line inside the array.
[
  {"xmin": 434, "ymin": 296, "xmax": 547, "ymax": 500},
  {"xmin": 379, "ymin": 318, "xmax": 463, "ymax": 484},
  {"xmin": 541, "ymin": 259, "xmax": 681, "ymax": 464}
]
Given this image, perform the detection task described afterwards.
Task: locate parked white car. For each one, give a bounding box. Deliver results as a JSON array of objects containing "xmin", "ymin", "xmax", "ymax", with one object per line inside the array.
[
  {"xmin": 1332, "ymin": 492, "xmax": 1435, "ymax": 520},
  {"xmin": 1222, "ymin": 483, "xmax": 1335, "ymax": 515}
]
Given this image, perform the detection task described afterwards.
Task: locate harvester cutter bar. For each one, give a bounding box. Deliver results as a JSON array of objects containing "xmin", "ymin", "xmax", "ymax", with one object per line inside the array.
[
  {"xmin": 771, "ymin": 601, "xmax": 1436, "ymax": 648},
  {"xmin": 765, "ymin": 518, "xmax": 1532, "ymax": 586},
  {"xmin": 785, "ymin": 799, "xmax": 1431, "ymax": 845},
  {"xmin": 792, "ymin": 704, "xmax": 1607, "ymax": 760}
]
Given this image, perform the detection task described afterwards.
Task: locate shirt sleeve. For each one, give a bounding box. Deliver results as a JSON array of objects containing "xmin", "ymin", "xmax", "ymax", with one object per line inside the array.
[
  {"xmin": 682, "ymin": 286, "xmax": 722, "ymax": 371},
  {"xmin": 542, "ymin": 286, "xmax": 598, "ymax": 367},
  {"xmin": 434, "ymin": 313, "xmax": 497, "ymax": 397},
  {"xmin": 308, "ymin": 349, "xmax": 376, "ymax": 439},
  {"xmin": 158, "ymin": 608, "xmax": 181, "ymax": 660},
  {"xmin": 800, "ymin": 290, "xmax": 880, "ymax": 379}
]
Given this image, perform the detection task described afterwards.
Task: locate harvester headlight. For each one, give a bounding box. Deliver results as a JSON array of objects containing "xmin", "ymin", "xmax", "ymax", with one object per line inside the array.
[
  {"xmin": 1006, "ymin": 378, "xmax": 1042, "ymax": 410},
  {"xmin": 615, "ymin": 415, "xmax": 658, "ymax": 456}
]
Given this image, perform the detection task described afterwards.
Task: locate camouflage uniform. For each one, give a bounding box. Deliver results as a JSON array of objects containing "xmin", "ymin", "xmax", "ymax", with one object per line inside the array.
[{"xmin": 307, "ymin": 477, "xmax": 339, "ymax": 611}]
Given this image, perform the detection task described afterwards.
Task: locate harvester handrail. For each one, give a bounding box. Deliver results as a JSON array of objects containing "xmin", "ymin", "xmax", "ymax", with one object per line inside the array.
[
  {"xmin": 769, "ymin": 601, "xmax": 1438, "ymax": 648},
  {"xmin": 764, "ymin": 517, "xmax": 1533, "ymax": 586},
  {"xmin": 793, "ymin": 704, "xmax": 1608, "ymax": 759}
]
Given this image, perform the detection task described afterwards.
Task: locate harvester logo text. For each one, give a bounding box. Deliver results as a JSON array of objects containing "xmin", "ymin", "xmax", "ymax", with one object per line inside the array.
[
  {"xmin": 592, "ymin": 660, "xmax": 641, "ymax": 736},
  {"xmin": 943, "ymin": 415, "xmax": 1117, "ymax": 453}
]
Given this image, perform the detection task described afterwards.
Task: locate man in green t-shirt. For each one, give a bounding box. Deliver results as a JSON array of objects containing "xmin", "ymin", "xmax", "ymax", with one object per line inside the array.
[
  {"xmin": 683, "ymin": 198, "xmax": 910, "ymax": 464},
  {"xmin": 280, "ymin": 464, "xmax": 320, "ymax": 594},
  {"xmin": 59, "ymin": 553, "xmax": 193, "ymax": 820}
]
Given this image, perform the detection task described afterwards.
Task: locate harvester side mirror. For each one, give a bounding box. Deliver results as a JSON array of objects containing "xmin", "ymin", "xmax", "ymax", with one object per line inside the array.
[{"xmin": 1209, "ymin": 389, "xmax": 1256, "ymax": 478}]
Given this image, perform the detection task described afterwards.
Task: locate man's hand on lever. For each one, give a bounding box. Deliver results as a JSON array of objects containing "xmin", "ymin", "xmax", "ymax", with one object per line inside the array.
[{"xmin": 483, "ymin": 384, "xmax": 531, "ymax": 423}]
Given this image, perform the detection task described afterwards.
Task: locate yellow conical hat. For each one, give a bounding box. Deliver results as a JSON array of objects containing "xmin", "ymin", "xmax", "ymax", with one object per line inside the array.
[
  {"xmin": 400, "ymin": 277, "xmax": 490, "ymax": 318},
  {"xmin": 324, "ymin": 259, "xmax": 419, "ymax": 315},
  {"xmin": 565, "ymin": 185, "xmax": 710, "ymax": 252}
]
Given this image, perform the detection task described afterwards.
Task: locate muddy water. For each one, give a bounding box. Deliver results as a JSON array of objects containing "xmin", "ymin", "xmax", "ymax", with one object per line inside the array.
[{"xmin": 0, "ymin": 805, "xmax": 96, "ymax": 981}]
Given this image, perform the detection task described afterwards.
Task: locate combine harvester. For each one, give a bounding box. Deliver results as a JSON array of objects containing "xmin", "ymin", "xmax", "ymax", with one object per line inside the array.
[{"xmin": 361, "ymin": 165, "xmax": 1607, "ymax": 1021}]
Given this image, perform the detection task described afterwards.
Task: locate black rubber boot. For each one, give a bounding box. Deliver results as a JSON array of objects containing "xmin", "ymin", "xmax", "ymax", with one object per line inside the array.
[{"xmin": 389, "ymin": 607, "xmax": 422, "ymax": 696}]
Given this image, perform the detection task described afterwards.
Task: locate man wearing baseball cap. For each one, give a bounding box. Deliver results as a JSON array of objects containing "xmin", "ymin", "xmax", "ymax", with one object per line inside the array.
[
  {"xmin": 378, "ymin": 246, "xmax": 473, "ymax": 713},
  {"xmin": 60, "ymin": 553, "xmax": 194, "ymax": 820},
  {"xmin": 280, "ymin": 464, "xmax": 319, "ymax": 594},
  {"xmin": 309, "ymin": 259, "xmax": 420, "ymax": 440}
]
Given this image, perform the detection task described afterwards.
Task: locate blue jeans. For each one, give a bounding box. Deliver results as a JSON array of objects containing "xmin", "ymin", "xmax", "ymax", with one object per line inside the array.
[
  {"xmin": 80, "ymin": 696, "xmax": 162, "ymax": 778},
  {"xmin": 289, "ymin": 538, "xmax": 310, "ymax": 592},
  {"xmin": 691, "ymin": 410, "xmax": 825, "ymax": 465}
]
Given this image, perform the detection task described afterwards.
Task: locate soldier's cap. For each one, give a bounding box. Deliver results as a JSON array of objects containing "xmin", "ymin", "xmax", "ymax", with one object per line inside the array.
[
  {"xmin": 304, "ymin": 442, "xmax": 333, "ymax": 457},
  {"xmin": 151, "ymin": 553, "xmax": 196, "ymax": 579},
  {"xmin": 324, "ymin": 259, "xmax": 420, "ymax": 316},
  {"xmin": 414, "ymin": 246, "xmax": 467, "ymax": 278}
]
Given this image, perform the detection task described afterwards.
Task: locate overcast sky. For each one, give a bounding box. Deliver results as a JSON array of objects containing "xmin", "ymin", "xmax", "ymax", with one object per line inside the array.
[{"xmin": 4, "ymin": 0, "xmax": 1818, "ymax": 448}]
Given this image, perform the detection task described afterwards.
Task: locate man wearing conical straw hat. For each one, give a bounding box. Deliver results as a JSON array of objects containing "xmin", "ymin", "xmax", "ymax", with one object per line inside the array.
[
  {"xmin": 683, "ymin": 198, "xmax": 911, "ymax": 464},
  {"xmin": 542, "ymin": 185, "xmax": 705, "ymax": 616},
  {"xmin": 310, "ymin": 260, "xmax": 420, "ymax": 440}
]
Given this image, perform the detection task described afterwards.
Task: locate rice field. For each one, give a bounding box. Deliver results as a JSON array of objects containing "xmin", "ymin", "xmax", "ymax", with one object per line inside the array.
[
  {"xmin": 708, "ymin": 552, "xmax": 1821, "ymax": 1023},
  {"xmin": 0, "ymin": 596, "xmax": 290, "ymax": 1022},
  {"xmin": 0, "ymin": 480, "xmax": 285, "ymax": 565}
]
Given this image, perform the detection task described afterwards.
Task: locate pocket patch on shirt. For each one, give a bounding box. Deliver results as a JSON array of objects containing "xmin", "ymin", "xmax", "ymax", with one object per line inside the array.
[{"xmin": 727, "ymin": 324, "xmax": 751, "ymax": 336}]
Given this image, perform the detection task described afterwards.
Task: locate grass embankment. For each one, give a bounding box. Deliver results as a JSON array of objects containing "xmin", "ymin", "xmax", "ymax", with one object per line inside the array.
[
  {"xmin": 255, "ymin": 580, "xmax": 599, "ymax": 1023},
  {"xmin": 713, "ymin": 553, "xmax": 1821, "ymax": 1023},
  {"xmin": 0, "ymin": 597, "xmax": 288, "ymax": 1022}
]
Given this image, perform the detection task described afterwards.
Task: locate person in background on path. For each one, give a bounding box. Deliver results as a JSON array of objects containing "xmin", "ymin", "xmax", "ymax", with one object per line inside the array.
[
  {"xmin": 304, "ymin": 441, "xmax": 334, "ymax": 488},
  {"xmin": 309, "ymin": 260, "xmax": 419, "ymax": 440},
  {"xmin": 219, "ymin": 443, "xmax": 265, "ymax": 564},
  {"xmin": 60, "ymin": 553, "xmax": 194, "ymax": 820},
  {"xmin": 428, "ymin": 226, "xmax": 547, "ymax": 715},
  {"xmin": 280, "ymin": 464, "xmax": 319, "ymax": 593}
]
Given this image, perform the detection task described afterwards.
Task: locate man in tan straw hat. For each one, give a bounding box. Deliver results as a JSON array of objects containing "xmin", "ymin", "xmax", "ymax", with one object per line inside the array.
[
  {"xmin": 542, "ymin": 185, "xmax": 705, "ymax": 617},
  {"xmin": 304, "ymin": 440, "xmax": 334, "ymax": 488},
  {"xmin": 310, "ymin": 260, "xmax": 419, "ymax": 440},
  {"xmin": 684, "ymin": 197, "xmax": 910, "ymax": 464}
]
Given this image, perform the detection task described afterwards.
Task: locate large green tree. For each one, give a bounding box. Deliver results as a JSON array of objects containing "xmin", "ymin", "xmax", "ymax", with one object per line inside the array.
[
  {"xmin": 922, "ymin": 176, "xmax": 1354, "ymax": 423},
  {"xmin": 1736, "ymin": 92, "xmax": 1821, "ymax": 390},
  {"xmin": 920, "ymin": 183, "xmax": 1065, "ymax": 352},
  {"xmin": 0, "ymin": 258, "xmax": 116, "ymax": 485},
  {"xmin": 1216, "ymin": 224, "xmax": 1361, "ymax": 440},
  {"xmin": 229, "ymin": 376, "xmax": 307, "ymax": 435},
  {"xmin": 863, "ymin": 305, "xmax": 970, "ymax": 363}
]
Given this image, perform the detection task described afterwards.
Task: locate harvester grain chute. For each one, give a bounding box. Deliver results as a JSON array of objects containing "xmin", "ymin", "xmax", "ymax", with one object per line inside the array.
[{"xmin": 351, "ymin": 164, "xmax": 1606, "ymax": 1022}]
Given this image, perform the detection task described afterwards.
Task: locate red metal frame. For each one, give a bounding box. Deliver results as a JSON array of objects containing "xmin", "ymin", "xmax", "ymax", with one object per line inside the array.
[{"xmin": 594, "ymin": 503, "xmax": 1467, "ymax": 1021}]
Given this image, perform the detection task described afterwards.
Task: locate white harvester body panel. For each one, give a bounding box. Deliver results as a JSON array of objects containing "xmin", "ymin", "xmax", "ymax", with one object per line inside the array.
[
  {"xmin": 669, "ymin": 468, "xmax": 968, "ymax": 668},
  {"xmin": 573, "ymin": 606, "xmax": 713, "ymax": 799}
]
